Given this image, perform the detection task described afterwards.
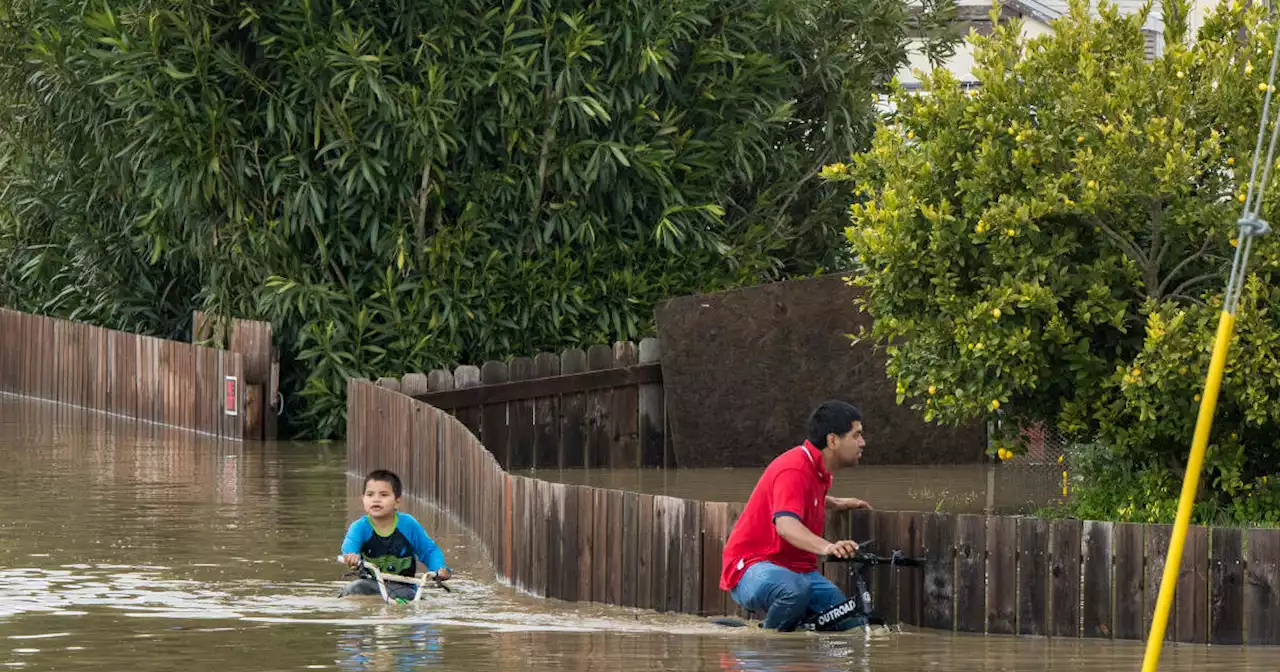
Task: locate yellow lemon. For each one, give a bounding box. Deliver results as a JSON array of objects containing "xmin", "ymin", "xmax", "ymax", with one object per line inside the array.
[
  {"xmin": 928, "ymin": 385, "xmax": 937, "ymax": 395},
  {"xmin": 992, "ymin": 308, "xmax": 1002, "ymax": 319},
  {"xmin": 990, "ymin": 399, "xmax": 1000, "ymax": 411}
]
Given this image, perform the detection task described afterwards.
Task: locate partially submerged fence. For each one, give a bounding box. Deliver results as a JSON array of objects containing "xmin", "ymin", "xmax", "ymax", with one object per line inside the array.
[
  {"xmin": 382, "ymin": 339, "xmax": 668, "ymax": 470},
  {"xmin": 0, "ymin": 307, "xmax": 247, "ymax": 440},
  {"xmin": 193, "ymin": 311, "xmax": 279, "ymax": 440},
  {"xmin": 347, "ymin": 380, "xmax": 1280, "ymax": 644}
]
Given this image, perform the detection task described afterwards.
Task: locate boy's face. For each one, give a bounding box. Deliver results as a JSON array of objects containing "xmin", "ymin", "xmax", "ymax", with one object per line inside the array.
[{"xmin": 363, "ymin": 479, "xmax": 401, "ymax": 520}]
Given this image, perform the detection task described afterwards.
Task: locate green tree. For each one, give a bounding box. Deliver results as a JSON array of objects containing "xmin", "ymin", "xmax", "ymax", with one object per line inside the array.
[
  {"xmin": 835, "ymin": 0, "xmax": 1280, "ymax": 524},
  {"xmin": 0, "ymin": 0, "xmax": 960, "ymax": 438}
]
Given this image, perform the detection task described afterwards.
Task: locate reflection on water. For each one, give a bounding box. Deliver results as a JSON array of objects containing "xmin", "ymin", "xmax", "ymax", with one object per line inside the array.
[
  {"xmin": 514, "ymin": 463, "xmax": 1061, "ymax": 515},
  {"xmin": 2, "ymin": 394, "xmax": 1279, "ymax": 670}
]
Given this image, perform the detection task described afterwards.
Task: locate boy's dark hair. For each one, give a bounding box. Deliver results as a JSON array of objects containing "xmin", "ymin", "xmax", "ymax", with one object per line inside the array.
[
  {"xmin": 364, "ymin": 469, "xmax": 403, "ymax": 498},
  {"xmin": 807, "ymin": 400, "xmax": 863, "ymax": 449}
]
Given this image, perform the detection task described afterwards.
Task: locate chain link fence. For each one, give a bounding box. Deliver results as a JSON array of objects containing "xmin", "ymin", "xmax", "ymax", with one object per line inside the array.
[{"xmin": 984, "ymin": 420, "xmax": 1075, "ymax": 515}]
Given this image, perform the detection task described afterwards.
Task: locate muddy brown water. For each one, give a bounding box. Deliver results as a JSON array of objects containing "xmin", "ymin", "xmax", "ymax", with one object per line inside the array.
[
  {"xmin": 2, "ymin": 395, "xmax": 1277, "ymax": 671},
  {"xmin": 514, "ymin": 461, "xmax": 1061, "ymax": 516}
]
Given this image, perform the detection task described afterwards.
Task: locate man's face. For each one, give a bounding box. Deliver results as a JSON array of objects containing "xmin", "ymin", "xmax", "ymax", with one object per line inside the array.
[{"xmin": 829, "ymin": 421, "xmax": 865, "ymax": 466}]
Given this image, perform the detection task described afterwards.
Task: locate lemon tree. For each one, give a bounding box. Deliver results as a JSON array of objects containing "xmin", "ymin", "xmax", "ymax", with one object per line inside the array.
[{"xmin": 835, "ymin": 0, "xmax": 1280, "ymax": 524}]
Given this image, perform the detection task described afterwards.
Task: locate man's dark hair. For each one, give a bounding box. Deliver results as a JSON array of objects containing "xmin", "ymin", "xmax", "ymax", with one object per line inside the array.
[
  {"xmin": 364, "ymin": 469, "xmax": 403, "ymax": 498},
  {"xmin": 807, "ymin": 400, "xmax": 863, "ymax": 449}
]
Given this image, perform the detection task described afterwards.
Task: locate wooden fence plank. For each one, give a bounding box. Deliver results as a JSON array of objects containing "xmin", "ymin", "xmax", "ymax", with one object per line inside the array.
[
  {"xmin": 1113, "ymin": 522, "xmax": 1145, "ymax": 641},
  {"xmin": 637, "ymin": 494, "xmax": 655, "ymax": 611},
  {"xmin": 923, "ymin": 513, "xmax": 956, "ymax": 631},
  {"xmin": 539, "ymin": 481, "xmax": 556, "ymax": 598},
  {"xmin": 901, "ymin": 512, "xmax": 925, "ymax": 626},
  {"xmin": 524, "ymin": 478, "xmax": 537, "ymax": 593},
  {"xmin": 608, "ymin": 489, "xmax": 623, "ymax": 605},
  {"xmin": 560, "ymin": 349, "xmax": 588, "ymax": 469},
  {"xmin": 987, "ymin": 516, "xmax": 1018, "ymax": 635},
  {"xmin": 638, "ymin": 338, "xmax": 664, "ymax": 468},
  {"xmin": 621, "ymin": 491, "xmax": 638, "ymax": 608},
  {"xmin": 870, "ymin": 510, "xmax": 899, "ymax": 622},
  {"xmin": 574, "ymin": 486, "xmax": 594, "ymax": 603},
  {"xmin": 559, "ymin": 482, "xmax": 580, "ymax": 602},
  {"xmin": 1210, "ymin": 526, "xmax": 1245, "ymax": 645},
  {"xmin": 609, "ymin": 342, "xmax": 639, "ymax": 468},
  {"xmin": 46, "ymin": 317, "xmax": 58, "ymax": 403},
  {"xmin": 452, "ymin": 365, "xmax": 482, "ymax": 437},
  {"xmin": 507, "ymin": 357, "xmax": 535, "ymax": 470},
  {"xmin": 662, "ymin": 497, "xmax": 684, "ymax": 612},
  {"xmin": 1245, "ymin": 527, "xmax": 1280, "ymax": 645},
  {"xmin": 480, "ymin": 361, "xmax": 509, "ymax": 468},
  {"xmin": 955, "ymin": 514, "xmax": 986, "ymax": 633},
  {"xmin": 66, "ymin": 322, "xmax": 79, "ymax": 407},
  {"xmin": 585, "ymin": 345, "xmax": 613, "ymax": 468},
  {"xmin": 504, "ymin": 472, "xmax": 515, "ymax": 583},
  {"xmin": 0, "ymin": 310, "xmax": 9, "ymax": 391},
  {"xmin": 1018, "ymin": 517, "xmax": 1048, "ymax": 636},
  {"xmin": 702, "ymin": 502, "xmax": 729, "ymax": 616},
  {"xmin": 1082, "ymin": 520, "xmax": 1114, "ymax": 639},
  {"xmin": 591, "ymin": 488, "xmax": 609, "ymax": 603},
  {"xmin": 1050, "ymin": 518, "xmax": 1083, "ymax": 638},
  {"xmin": 533, "ymin": 353, "xmax": 560, "ymax": 470},
  {"xmin": 679, "ymin": 498, "xmax": 702, "ymax": 615},
  {"xmin": 83, "ymin": 322, "xmax": 94, "ymax": 409},
  {"xmin": 1176, "ymin": 525, "xmax": 1209, "ymax": 644},
  {"xmin": 1144, "ymin": 524, "xmax": 1174, "ymax": 642}
]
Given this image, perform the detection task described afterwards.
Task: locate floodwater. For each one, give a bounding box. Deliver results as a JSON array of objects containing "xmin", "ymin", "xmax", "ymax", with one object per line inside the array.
[
  {"xmin": 516, "ymin": 462, "xmax": 1061, "ymax": 515},
  {"xmin": 2, "ymin": 395, "xmax": 1278, "ymax": 671}
]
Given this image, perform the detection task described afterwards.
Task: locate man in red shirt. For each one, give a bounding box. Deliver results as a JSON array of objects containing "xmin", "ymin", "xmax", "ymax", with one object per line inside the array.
[{"xmin": 720, "ymin": 400, "xmax": 871, "ymax": 631}]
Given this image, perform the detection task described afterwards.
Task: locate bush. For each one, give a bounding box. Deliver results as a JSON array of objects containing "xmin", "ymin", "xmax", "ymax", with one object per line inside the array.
[{"xmin": 833, "ymin": 0, "xmax": 1280, "ymax": 524}]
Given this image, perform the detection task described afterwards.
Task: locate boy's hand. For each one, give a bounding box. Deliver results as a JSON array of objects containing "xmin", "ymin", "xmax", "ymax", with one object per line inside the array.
[
  {"xmin": 342, "ymin": 553, "xmax": 361, "ymax": 567},
  {"xmin": 434, "ymin": 568, "xmax": 451, "ymax": 581}
]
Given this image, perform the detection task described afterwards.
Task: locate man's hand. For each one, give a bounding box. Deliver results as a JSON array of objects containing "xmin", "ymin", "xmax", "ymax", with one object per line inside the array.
[
  {"xmin": 827, "ymin": 496, "xmax": 873, "ymax": 511},
  {"xmin": 433, "ymin": 567, "xmax": 452, "ymax": 581},
  {"xmin": 342, "ymin": 553, "xmax": 362, "ymax": 567},
  {"xmin": 821, "ymin": 540, "xmax": 859, "ymax": 558}
]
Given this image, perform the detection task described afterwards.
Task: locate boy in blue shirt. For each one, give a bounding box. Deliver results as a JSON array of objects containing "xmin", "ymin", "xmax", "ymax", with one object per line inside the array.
[{"xmin": 339, "ymin": 469, "xmax": 451, "ymax": 600}]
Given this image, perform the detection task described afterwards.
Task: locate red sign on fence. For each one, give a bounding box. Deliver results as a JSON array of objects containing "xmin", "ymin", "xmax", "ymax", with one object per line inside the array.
[{"xmin": 224, "ymin": 376, "xmax": 238, "ymax": 416}]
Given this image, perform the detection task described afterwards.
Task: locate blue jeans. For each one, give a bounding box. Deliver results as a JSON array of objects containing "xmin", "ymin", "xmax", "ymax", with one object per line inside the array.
[{"xmin": 729, "ymin": 561, "xmax": 862, "ymax": 632}]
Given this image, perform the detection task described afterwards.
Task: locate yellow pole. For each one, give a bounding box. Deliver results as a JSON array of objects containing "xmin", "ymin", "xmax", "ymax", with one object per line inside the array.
[{"xmin": 1139, "ymin": 310, "xmax": 1236, "ymax": 672}]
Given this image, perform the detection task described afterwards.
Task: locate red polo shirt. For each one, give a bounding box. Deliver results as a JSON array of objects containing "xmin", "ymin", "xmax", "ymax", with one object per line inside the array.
[{"xmin": 720, "ymin": 441, "xmax": 833, "ymax": 591}]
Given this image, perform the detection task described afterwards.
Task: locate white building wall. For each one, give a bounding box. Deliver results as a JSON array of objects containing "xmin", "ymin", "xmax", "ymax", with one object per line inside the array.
[{"xmin": 897, "ymin": 0, "xmax": 1218, "ymax": 90}]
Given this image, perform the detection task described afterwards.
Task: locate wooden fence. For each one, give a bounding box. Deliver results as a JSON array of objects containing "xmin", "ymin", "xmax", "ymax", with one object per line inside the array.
[
  {"xmin": 379, "ymin": 338, "xmax": 668, "ymax": 470},
  {"xmin": 348, "ymin": 379, "xmax": 1280, "ymax": 644},
  {"xmin": 0, "ymin": 307, "xmax": 246, "ymax": 440},
  {"xmin": 193, "ymin": 310, "xmax": 279, "ymax": 440}
]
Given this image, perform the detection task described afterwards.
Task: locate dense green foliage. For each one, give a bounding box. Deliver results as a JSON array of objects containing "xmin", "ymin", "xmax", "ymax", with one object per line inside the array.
[
  {"xmin": 835, "ymin": 0, "xmax": 1280, "ymax": 525},
  {"xmin": 0, "ymin": 0, "xmax": 958, "ymax": 437}
]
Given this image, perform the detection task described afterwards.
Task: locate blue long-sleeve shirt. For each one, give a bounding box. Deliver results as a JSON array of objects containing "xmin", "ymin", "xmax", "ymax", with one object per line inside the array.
[{"xmin": 341, "ymin": 512, "xmax": 448, "ymax": 576}]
